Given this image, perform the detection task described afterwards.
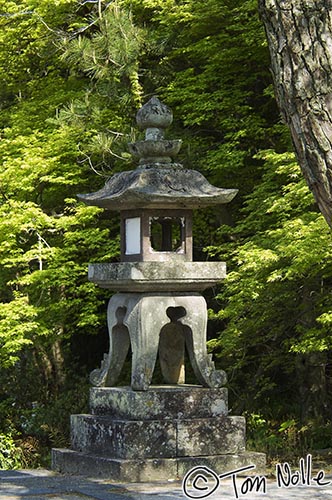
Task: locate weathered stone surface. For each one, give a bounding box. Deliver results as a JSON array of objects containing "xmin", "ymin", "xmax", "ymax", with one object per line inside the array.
[
  {"xmin": 79, "ymin": 97, "xmax": 236, "ymax": 393},
  {"xmin": 78, "ymin": 166, "xmax": 238, "ymax": 211},
  {"xmin": 53, "ymin": 387, "xmax": 265, "ymax": 481},
  {"xmin": 71, "ymin": 414, "xmax": 244, "ymax": 459},
  {"xmin": 52, "ymin": 448, "xmax": 266, "ymax": 482},
  {"xmin": 136, "ymin": 97, "xmax": 173, "ymax": 132},
  {"xmin": 88, "ymin": 261, "xmax": 226, "ymax": 292},
  {"xmin": 159, "ymin": 324, "xmax": 185, "ymax": 384},
  {"xmin": 56, "ymin": 97, "xmax": 264, "ymax": 482},
  {"xmin": 71, "ymin": 415, "xmax": 177, "ymax": 459},
  {"xmin": 128, "ymin": 139, "xmax": 182, "ymax": 164},
  {"xmin": 91, "ymin": 294, "xmax": 226, "ymax": 390},
  {"xmin": 178, "ymin": 451, "xmax": 267, "ymax": 478},
  {"xmin": 52, "ymin": 448, "xmax": 178, "ymax": 482},
  {"xmin": 90, "ymin": 386, "xmax": 228, "ymax": 419},
  {"xmin": 78, "ymin": 97, "xmax": 237, "ymax": 211},
  {"xmin": 177, "ymin": 416, "xmax": 246, "ymax": 457}
]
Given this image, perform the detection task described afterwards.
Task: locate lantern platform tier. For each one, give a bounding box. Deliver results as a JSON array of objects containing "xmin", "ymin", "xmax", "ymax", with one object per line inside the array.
[
  {"xmin": 78, "ymin": 166, "xmax": 238, "ymax": 210},
  {"xmin": 88, "ymin": 261, "xmax": 226, "ymax": 292}
]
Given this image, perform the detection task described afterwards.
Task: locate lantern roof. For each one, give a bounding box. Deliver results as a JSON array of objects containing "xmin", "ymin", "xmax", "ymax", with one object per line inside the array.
[{"xmin": 78, "ymin": 97, "xmax": 238, "ymax": 210}]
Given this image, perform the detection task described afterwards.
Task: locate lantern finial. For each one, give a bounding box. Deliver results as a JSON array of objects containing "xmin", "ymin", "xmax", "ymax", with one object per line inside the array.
[
  {"xmin": 128, "ymin": 97, "xmax": 181, "ymax": 165},
  {"xmin": 136, "ymin": 96, "xmax": 173, "ymax": 140}
]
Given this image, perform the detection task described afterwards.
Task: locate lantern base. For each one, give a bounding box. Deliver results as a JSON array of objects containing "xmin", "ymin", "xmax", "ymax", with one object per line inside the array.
[
  {"xmin": 52, "ymin": 386, "xmax": 265, "ymax": 482},
  {"xmin": 52, "ymin": 449, "xmax": 266, "ymax": 483}
]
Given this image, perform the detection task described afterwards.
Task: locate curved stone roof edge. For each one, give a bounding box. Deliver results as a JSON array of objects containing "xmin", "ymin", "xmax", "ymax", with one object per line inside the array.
[{"xmin": 78, "ymin": 167, "xmax": 238, "ymax": 210}]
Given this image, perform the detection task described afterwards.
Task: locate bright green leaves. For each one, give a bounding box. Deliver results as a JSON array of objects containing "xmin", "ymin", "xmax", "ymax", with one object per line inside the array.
[
  {"xmin": 0, "ymin": 0, "xmax": 122, "ymax": 377},
  {"xmin": 209, "ymin": 150, "xmax": 332, "ymax": 419},
  {"xmin": 157, "ymin": 0, "xmax": 281, "ymax": 192},
  {"xmin": 234, "ymin": 151, "xmax": 314, "ymax": 234},
  {"xmin": 54, "ymin": 1, "xmax": 146, "ymax": 174},
  {"xmin": 61, "ymin": 3, "xmax": 143, "ymax": 85},
  {"xmin": 0, "ymin": 201, "xmax": 119, "ymax": 376},
  {"xmin": 0, "ymin": 0, "xmax": 78, "ymax": 102},
  {"xmin": 0, "ymin": 0, "xmax": 331, "ymax": 450},
  {"xmin": 0, "ymin": 295, "xmax": 42, "ymax": 368},
  {"xmin": 0, "ymin": 201, "xmax": 53, "ymax": 289}
]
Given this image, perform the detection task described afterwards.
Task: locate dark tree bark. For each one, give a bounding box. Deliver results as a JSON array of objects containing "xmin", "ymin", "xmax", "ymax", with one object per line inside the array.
[{"xmin": 258, "ymin": 0, "xmax": 332, "ymax": 227}]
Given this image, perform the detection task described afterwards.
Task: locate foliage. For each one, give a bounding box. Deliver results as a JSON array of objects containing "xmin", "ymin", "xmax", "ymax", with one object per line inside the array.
[
  {"xmin": 0, "ymin": 0, "xmax": 123, "ymax": 467},
  {"xmin": 154, "ymin": 0, "xmax": 288, "ymax": 189},
  {"xmin": 0, "ymin": 0, "xmax": 331, "ymax": 468},
  {"xmin": 247, "ymin": 413, "xmax": 332, "ymax": 464},
  {"xmin": 0, "ymin": 434, "xmax": 23, "ymax": 469},
  {"xmin": 208, "ymin": 151, "xmax": 332, "ymax": 422}
]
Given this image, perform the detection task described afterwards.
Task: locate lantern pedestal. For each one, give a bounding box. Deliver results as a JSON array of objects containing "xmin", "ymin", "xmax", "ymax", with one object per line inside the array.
[
  {"xmin": 52, "ymin": 386, "xmax": 265, "ymax": 482},
  {"xmin": 89, "ymin": 291, "xmax": 226, "ymax": 390}
]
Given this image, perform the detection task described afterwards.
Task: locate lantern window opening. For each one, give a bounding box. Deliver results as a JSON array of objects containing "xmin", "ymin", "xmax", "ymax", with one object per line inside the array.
[{"xmin": 149, "ymin": 216, "xmax": 185, "ymax": 253}]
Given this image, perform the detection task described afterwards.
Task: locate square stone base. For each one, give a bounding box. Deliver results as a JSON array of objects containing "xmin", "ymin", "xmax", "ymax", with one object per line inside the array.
[
  {"xmin": 52, "ymin": 385, "xmax": 266, "ymax": 482},
  {"xmin": 52, "ymin": 448, "xmax": 266, "ymax": 483},
  {"xmin": 90, "ymin": 385, "xmax": 228, "ymax": 419},
  {"xmin": 70, "ymin": 413, "xmax": 246, "ymax": 459}
]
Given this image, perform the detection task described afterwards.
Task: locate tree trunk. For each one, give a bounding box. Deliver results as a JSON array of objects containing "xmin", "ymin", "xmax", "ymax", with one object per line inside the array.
[
  {"xmin": 295, "ymin": 352, "xmax": 328, "ymax": 421},
  {"xmin": 258, "ymin": 0, "xmax": 332, "ymax": 227}
]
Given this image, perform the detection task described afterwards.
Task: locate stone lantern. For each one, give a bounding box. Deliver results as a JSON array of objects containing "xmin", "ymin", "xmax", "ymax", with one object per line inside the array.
[
  {"xmin": 52, "ymin": 98, "xmax": 265, "ymax": 482},
  {"xmin": 77, "ymin": 97, "xmax": 237, "ymax": 391}
]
